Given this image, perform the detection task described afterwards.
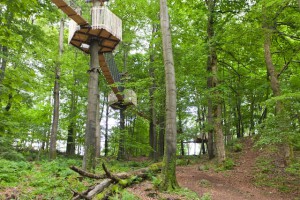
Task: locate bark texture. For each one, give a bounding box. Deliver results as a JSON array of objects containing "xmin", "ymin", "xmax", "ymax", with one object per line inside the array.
[
  {"xmin": 206, "ymin": 0, "xmax": 225, "ymax": 163},
  {"xmin": 262, "ymin": 3, "xmax": 292, "ymax": 165},
  {"xmin": 149, "ymin": 25, "xmax": 158, "ymax": 160},
  {"xmin": 160, "ymin": 0, "xmax": 179, "ymax": 190},
  {"xmin": 117, "ymin": 108, "xmax": 126, "ymax": 160},
  {"xmin": 66, "ymin": 69, "xmax": 78, "ymax": 156},
  {"xmin": 0, "ymin": 46, "xmax": 7, "ymax": 86},
  {"xmin": 104, "ymin": 95, "xmax": 109, "ymax": 157},
  {"xmin": 83, "ymin": 38, "xmax": 100, "ymax": 171}
]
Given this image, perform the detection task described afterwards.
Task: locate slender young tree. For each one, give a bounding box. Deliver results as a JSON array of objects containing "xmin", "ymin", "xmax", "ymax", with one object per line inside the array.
[
  {"xmin": 49, "ymin": 18, "xmax": 64, "ymax": 160},
  {"xmin": 149, "ymin": 24, "xmax": 158, "ymax": 160},
  {"xmin": 104, "ymin": 94, "xmax": 109, "ymax": 157},
  {"xmin": 160, "ymin": 0, "xmax": 179, "ymax": 190},
  {"xmin": 66, "ymin": 76, "xmax": 77, "ymax": 156}
]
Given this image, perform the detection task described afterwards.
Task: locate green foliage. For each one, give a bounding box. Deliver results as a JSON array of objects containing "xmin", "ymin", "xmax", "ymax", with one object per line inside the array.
[
  {"xmin": 199, "ymin": 179, "xmax": 212, "ymax": 188},
  {"xmin": 172, "ymin": 188, "xmax": 200, "ymax": 200},
  {"xmin": 215, "ymin": 158, "xmax": 235, "ymax": 171},
  {"xmin": 226, "ymin": 139, "xmax": 243, "ymax": 152},
  {"xmin": 149, "ymin": 162, "xmax": 164, "ymax": 172},
  {"xmin": 232, "ymin": 143, "xmax": 243, "ymax": 152},
  {"xmin": 0, "ymin": 159, "xmax": 31, "ymax": 185},
  {"xmin": 285, "ymin": 162, "xmax": 300, "ymax": 176},
  {"xmin": 151, "ymin": 175, "xmax": 162, "ymax": 189},
  {"xmin": 256, "ymin": 111, "xmax": 299, "ymax": 148},
  {"xmin": 200, "ymin": 193, "xmax": 212, "ymax": 200},
  {"xmin": 0, "ymin": 137, "xmax": 25, "ymax": 161},
  {"xmin": 110, "ymin": 190, "xmax": 140, "ymax": 200},
  {"xmin": 0, "ymin": 157, "xmax": 86, "ymax": 199}
]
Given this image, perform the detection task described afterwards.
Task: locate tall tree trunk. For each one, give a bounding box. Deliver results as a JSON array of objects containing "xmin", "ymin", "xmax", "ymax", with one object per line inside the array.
[
  {"xmin": 206, "ymin": 0, "xmax": 225, "ymax": 163},
  {"xmin": 197, "ymin": 105, "xmax": 207, "ymax": 155},
  {"xmin": 95, "ymin": 94, "xmax": 101, "ymax": 158},
  {"xmin": 104, "ymin": 95, "xmax": 109, "ymax": 157},
  {"xmin": 149, "ymin": 24, "xmax": 158, "ymax": 160},
  {"xmin": 160, "ymin": 0, "xmax": 179, "ymax": 190},
  {"xmin": 49, "ymin": 18, "xmax": 64, "ymax": 160},
  {"xmin": 83, "ymin": 38, "xmax": 100, "ymax": 170},
  {"xmin": 66, "ymin": 81, "xmax": 77, "ymax": 156},
  {"xmin": 117, "ymin": 44, "xmax": 129, "ymax": 160},
  {"xmin": 262, "ymin": 3, "xmax": 291, "ymax": 165},
  {"xmin": 178, "ymin": 111, "xmax": 184, "ymax": 156},
  {"xmin": 206, "ymin": 0, "xmax": 215, "ymax": 160},
  {"xmin": 117, "ymin": 108, "xmax": 126, "ymax": 160},
  {"xmin": 67, "ymin": 121, "xmax": 76, "ymax": 156},
  {"xmin": 158, "ymin": 115, "xmax": 165, "ymax": 158},
  {"xmin": 250, "ymin": 94, "xmax": 255, "ymax": 135},
  {"xmin": 0, "ymin": 46, "xmax": 7, "ymax": 86},
  {"xmin": 236, "ymin": 94, "xmax": 242, "ymax": 138},
  {"xmin": 66, "ymin": 68, "xmax": 78, "ymax": 156}
]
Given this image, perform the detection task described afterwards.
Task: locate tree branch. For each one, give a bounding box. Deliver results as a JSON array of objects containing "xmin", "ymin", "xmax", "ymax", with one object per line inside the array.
[
  {"xmin": 70, "ymin": 166, "xmax": 106, "ymax": 179},
  {"xmin": 277, "ymin": 59, "xmax": 292, "ymax": 78}
]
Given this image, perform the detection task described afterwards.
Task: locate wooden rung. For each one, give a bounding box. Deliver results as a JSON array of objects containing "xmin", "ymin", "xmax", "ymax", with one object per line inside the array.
[{"xmin": 51, "ymin": 0, "xmax": 89, "ymax": 26}]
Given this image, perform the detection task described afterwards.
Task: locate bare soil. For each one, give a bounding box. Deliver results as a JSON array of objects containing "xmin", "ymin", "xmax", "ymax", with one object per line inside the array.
[{"xmin": 128, "ymin": 138, "xmax": 297, "ymax": 200}]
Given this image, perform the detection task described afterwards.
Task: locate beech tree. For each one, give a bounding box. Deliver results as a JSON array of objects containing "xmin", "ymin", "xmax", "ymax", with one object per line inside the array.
[
  {"xmin": 160, "ymin": 0, "xmax": 179, "ymax": 190},
  {"xmin": 206, "ymin": 0, "xmax": 225, "ymax": 163}
]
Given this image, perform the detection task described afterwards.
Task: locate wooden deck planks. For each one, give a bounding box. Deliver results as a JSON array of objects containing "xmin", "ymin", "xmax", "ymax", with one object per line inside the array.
[{"xmin": 51, "ymin": 0, "xmax": 89, "ymax": 26}]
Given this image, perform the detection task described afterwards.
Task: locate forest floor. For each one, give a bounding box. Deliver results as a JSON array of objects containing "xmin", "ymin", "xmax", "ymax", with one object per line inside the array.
[{"xmin": 128, "ymin": 137, "xmax": 299, "ymax": 200}]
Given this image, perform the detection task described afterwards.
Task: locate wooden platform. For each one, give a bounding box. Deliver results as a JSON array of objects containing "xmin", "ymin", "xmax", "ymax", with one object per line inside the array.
[{"xmin": 69, "ymin": 27, "xmax": 121, "ymax": 54}]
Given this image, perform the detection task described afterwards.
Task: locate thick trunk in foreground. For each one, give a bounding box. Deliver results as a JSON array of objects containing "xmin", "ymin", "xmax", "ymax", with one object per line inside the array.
[
  {"xmin": 262, "ymin": 4, "xmax": 292, "ymax": 165},
  {"xmin": 49, "ymin": 18, "xmax": 64, "ymax": 160},
  {"xmin": 160, "ymin": 0, "xmax": 179, "ymax": 190},
  {"xmin": 83, "ymin": 39, "xmax": 100, "ymax": 171},
  {"xmin": 206, "ymin": 0, "xmax": 225, "ymax": 163}
]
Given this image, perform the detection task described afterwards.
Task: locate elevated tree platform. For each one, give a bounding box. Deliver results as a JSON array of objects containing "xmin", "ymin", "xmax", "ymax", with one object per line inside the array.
[
  {"xmin": 68, "ymin": 6, "xmax": 122, "ymax": 54},
  {"xmin": 51, "ymin": 0, "xmax": 136, "ymax": 108}
]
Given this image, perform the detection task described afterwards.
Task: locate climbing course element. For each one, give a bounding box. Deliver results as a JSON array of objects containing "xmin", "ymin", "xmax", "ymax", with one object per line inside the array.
[
  {"xmin": 51, "ymin": 0, "xmax": 136, "ymax": 109},
  {"xmin": 68, "ymin": 6, "xmax": 122, "ymax": 53},
  {"xmin": 51, "ymin": 0, "xmax": 88, "ymax": 26}
]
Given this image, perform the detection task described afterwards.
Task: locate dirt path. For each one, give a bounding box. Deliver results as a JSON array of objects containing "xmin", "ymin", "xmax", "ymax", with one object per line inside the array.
[
  {"xmin": 177, "ymin": 138, "xmax": 287, "ymax": 200},
  {"xmin": 129, "ymin": 138, "xmax": 292, "ymax": 199}
]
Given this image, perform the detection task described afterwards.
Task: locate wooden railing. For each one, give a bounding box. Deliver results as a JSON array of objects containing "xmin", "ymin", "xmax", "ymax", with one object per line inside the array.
[{"xmin": 91, "ymin": 6, "xmax": 122, "ymax": 41}]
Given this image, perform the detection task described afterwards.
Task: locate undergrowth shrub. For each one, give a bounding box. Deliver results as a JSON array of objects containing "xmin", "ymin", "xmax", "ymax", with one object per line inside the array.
[
  {"xmin": 256, "ymin": 105, "xmax": 299, "ymax": 151},
  {"xmin": 226, "ymin": 138, "xmax": 243, "ymax": 153},
  {"xmin": 0, "ymin": 137, "xmax": 25, "ymax": 161},
  {"xmin": 0, "ymin": 159, "xmax": 31, "ymax": 185},
  {"xmin": 285, "ymin": 162, "xmax": 300, "ymax": 176},
  {"xmin": 200, "ymin": 193, "xmax": 212, "ymax": 200},
  {"xmin": 215, "ymin": 158, "xmax": 235, "ymax": 171}
]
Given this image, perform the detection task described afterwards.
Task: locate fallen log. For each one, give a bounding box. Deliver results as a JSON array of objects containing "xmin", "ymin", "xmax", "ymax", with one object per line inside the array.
[
  {"xmin": 70, "ymin": 162, "xmax": 162, "ymax": 199},
  {"xmin": 86, "ymin": 179, "xmax": 112, "ymax": 199}
]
